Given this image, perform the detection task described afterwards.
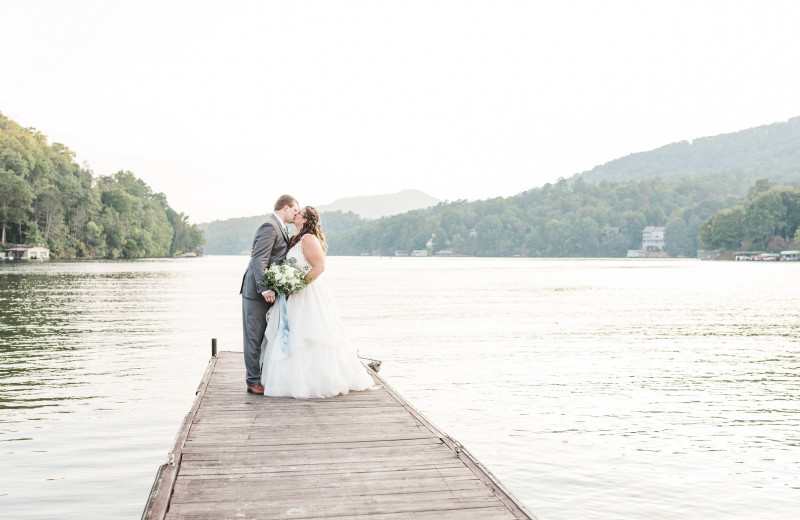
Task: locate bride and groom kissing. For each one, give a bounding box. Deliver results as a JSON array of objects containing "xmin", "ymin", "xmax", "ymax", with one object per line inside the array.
[{"xmin": 239, "ymin": 194, "xmax": 374, "ymax": 399}]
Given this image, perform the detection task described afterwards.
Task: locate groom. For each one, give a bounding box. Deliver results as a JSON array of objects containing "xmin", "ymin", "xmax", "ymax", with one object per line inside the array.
[{"xmin": 240, "ymin": 194, "xmax": 299, "ymax": 395}]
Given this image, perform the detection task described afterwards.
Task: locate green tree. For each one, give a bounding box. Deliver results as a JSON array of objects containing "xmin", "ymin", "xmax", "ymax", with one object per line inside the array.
[
  {"xmin": 24, "ymin": 222, "xmax": 45, "ymax": 244},
  {"xmin": 1, "ymin": 113, "xmax": 204, "ymax": 258},
  {"xmin": 699, "ymin": 206, "xmax": 746, "ymax": 250},
  {"xmin": 563, "ymin": 216, "xmax": 600, "ymax": 256},
  {"xmin": 0, "ymin": 169, "xmax": 34, "ymax": 244},
  {"xmin": 665, "ymin": 218, "xmax": 689, "ymax": 257},
  {"xmin": 745, "ymin": 190, "xmax": 784, "ymax": 248}
]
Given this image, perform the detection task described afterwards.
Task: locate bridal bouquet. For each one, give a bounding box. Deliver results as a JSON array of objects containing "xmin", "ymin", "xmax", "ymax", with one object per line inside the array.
[
  {"xmin": 260, "ymin": 258, "xmax": 307, "ymax": 295},
  {"xmin": 260, "ymin": 258, "xmax": 306, "ymax": 358}
]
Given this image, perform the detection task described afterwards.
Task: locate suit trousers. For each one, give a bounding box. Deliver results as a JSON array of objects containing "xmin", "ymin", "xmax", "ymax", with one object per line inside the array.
[{"xmin": 242, "ymin": 295, "xmax": 270, "ymax": 386}]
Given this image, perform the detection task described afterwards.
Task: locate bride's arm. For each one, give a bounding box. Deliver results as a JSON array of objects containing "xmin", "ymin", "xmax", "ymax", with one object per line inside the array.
[{"xmin": 302, "ymin": 234, "xmax": 325, "ymax": 284}]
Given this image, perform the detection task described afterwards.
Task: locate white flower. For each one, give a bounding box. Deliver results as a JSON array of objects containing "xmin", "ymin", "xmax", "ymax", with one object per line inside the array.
[{"xmin": 261, "ymin": 257, "xmax": 308, "ymax": 294}]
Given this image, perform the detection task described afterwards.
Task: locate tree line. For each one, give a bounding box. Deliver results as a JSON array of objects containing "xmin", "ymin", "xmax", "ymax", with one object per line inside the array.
[
  {"xmin": 0, "ymin": 112, "xmax": 204, "ymax": 258},
  {"xmin": 201, "ymin": 115, "xmax": 800, "ymax": 258},
  {"xmin": 323, "ymin": 174, "xmax": 759, "ymax": 257},
  {"xmin": 576, "ymin": 116, "xmax": 800, "ymax": 186},
  {"xmin": 203, "ymin": 175, "xmax": 799, "ymax": 259},
  {"xmin": 699, "ymin": 179, "xmax": 800, "ymax": 252},
  {"xmin": 199, "ymin": 210, "xmax": 363, "ymax": 256}
]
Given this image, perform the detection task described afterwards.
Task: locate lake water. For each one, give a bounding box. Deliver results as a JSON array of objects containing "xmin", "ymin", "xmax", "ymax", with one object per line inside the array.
[{"xmin": 1, "ymin": 256, "xmax": 798, "ymax": 519}]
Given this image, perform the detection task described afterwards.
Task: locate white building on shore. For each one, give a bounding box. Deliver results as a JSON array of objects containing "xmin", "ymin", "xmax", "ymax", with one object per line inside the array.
[
  {"xmin": 642, "ymin": 226, "xmax": 666, "ymax": 251},
  {"xmin": 3, "ymin": 244, "xmax": 50, "ymax": 260}
]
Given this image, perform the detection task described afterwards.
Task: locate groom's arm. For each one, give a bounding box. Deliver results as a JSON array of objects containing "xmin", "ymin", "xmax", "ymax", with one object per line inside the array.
[{"xmin": 252, "ymin": 221, "xmax": 279, "ymax": 298}]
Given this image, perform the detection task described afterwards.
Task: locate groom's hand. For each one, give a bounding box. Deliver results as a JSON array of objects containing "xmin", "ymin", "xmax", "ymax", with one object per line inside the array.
[{"xmin": 263, "ymin": 290, "xmax": 276, "ymax": 303}]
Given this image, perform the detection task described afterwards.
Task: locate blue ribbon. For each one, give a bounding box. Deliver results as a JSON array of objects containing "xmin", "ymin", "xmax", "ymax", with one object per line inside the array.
[{"xmin": 277, "ymin": 292, "xmax": 291, "ymax": 358}]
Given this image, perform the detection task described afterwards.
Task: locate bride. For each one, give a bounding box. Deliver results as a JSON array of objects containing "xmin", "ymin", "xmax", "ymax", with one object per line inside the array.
[{"xmin": 259, "ymin": 206, "xmax": 375, "ymax": 398}]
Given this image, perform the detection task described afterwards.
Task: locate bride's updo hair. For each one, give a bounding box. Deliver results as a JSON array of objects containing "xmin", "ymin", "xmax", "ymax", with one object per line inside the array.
[{"xmin": 290, "ymin": 206, "xmax": 328, "ymax": 252}]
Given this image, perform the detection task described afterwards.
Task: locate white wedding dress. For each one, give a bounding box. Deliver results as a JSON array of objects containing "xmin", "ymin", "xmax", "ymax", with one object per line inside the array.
[{"xmin": 259, "ymin": 238, "xmax": 375, "ymax": 398}]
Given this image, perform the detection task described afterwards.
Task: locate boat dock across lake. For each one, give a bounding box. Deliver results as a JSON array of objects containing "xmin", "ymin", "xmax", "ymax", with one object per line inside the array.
[{"xmin": 142, "ymin": 349, "xmax": 533, "ymax": 519}]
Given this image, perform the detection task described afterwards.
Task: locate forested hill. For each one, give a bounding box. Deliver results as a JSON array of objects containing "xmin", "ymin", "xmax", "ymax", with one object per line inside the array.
[
  {"xmin": 325, "ymin": 175, "xmax": 741, "ymax": 257},
  {"xmin": 198, "ymin": 211, "xmax": 363, "ymax": 255},
  {"xmin": 203, "ymin": 116, "xmax": 800, "ymax": 258},
  {"xmin": 575, "ymin": 116, "xmax": 800, "ymax": 185},
  {"xmin": 324, "ymin": 117, "xmax": 800, "ymax": 258},
  {"xmin": 198, "ymin": 190, "xmax": 435, "ymax": 254},
  {"xmin": 0, "ymin": 112, "xmax": 204, "ymax": 258},
  {"xmin": 317, "ymin": 189, "xmax": 440, "ymax": 219}
]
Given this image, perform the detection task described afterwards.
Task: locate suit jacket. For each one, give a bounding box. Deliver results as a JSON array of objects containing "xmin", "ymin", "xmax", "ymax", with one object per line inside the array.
[{"xmin": 240, "ymin": 214, "xmax": 290, "ymax": 300}]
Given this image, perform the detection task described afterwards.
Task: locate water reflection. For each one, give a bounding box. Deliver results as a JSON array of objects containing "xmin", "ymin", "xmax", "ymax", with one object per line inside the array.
[
  {"xmin": 329, "ymin": 258, "xmax": 800, "ymax": 520},
  {"xmin": 1, "ymin": 259, "xmax": 238, "ymax": 520},
  {"xmin": 2, "ymin": 268, "xmax": 145, "ymax": 413},
  {"xmin": 1, "ymin": 257, "xmax": 799, "ymax": 519}
]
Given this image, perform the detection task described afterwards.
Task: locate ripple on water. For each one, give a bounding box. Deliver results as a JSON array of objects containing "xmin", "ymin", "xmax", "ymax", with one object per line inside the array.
[{"xmin": 2, "ymin": 257, "xmax": 800, "ymax": 519}]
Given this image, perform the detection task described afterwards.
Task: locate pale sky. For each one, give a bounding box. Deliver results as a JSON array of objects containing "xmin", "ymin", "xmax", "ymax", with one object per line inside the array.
[{"xmin": 2, "ymin": 0, "xmax": 800, "ymax": 223}]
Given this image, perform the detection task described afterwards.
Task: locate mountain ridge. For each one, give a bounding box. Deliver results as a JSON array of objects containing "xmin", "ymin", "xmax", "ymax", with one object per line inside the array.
[
  {"xmin": 573, "ymin": 116, "xmax": 800, "ymax": 185},
  {"xmin": 196, "ymin": 190, "xmax": 438, "ymax": 255},
  {"xmin": 199, "ymin": 115, "xmax": 800, "ymax": 256},
  {"xmin": 315, "ymin": 189, "xmax": 439, "ymax": 219}
]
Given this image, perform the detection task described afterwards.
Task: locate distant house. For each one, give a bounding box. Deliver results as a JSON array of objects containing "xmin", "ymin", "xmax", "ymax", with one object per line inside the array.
[
  {"xmin": 601, "ymin": 226, "xmax": 620, "ymax": 236},
  {"xmin": 394, "ymin": 250, "xmax": 409, "ymax": 257},
  {"xmin": 642, "ymin": 226, "xmax": 666, "ymax": 251},
  {"xmin": 411, "ymin": 250, "xmax": 428, "ymax": 257},
  {"xmin": 4, "ymin": 245, "xmax": 50, "ymax": 260}
]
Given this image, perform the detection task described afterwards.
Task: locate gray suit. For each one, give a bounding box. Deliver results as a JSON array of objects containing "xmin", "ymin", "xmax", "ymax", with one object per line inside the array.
[{"xmin": 240, "ymin": 214, "xmax": 290, "ymax": 386}]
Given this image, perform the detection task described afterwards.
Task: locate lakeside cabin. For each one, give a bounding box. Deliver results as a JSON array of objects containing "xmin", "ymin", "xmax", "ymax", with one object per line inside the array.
[
  {"xmin": 781, "ymin": 250, "xmax": 799, "ymax": 261},
  {"xmin": 734, "ymin": 250, "xmax": 799, "ymax": 261},
  {"xmin": 3, "ymin": 245, "xmax": 50, "ymax": 261}
]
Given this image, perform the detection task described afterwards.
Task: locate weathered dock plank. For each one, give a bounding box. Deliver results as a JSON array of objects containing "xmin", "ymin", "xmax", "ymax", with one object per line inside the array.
[{"xmin": 143, "ymin": 351, "xmax": 534, "ymax": 520}]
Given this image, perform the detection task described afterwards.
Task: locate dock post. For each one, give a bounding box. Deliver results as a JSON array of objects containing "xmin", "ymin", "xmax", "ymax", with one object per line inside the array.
[{"xmin": 211, "ymin": 338, "xmax": 217, "ymax": 357}]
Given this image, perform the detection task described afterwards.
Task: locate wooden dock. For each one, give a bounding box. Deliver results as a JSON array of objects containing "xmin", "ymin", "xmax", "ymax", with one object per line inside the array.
[{"xmin": 143, "ymin": 350, "xmax": 534, "ymax": 520}]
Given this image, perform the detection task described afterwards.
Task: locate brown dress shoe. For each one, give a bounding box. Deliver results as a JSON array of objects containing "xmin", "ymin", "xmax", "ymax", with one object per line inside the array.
[{"xmin": 247, "ymin": 383, "xmax": 264, "ymax": 395}]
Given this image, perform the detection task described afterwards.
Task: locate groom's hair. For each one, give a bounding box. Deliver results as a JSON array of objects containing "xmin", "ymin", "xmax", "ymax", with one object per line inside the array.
[{"xmin": 274, "ymin": 194, "xmax": 298, "ymax": 211}]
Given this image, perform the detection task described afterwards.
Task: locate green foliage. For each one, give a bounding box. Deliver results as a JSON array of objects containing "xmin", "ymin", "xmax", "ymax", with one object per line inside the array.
[
  {"xmin": 699, "ymin": 182, "xmax": 800, "ymax": 252},
  {"xmin": 202, "ymin": 178, "xmax": 799, "ymax": 259},
  {"xmin": 167, "ymin": 207, "xmax": 206, "ymax": 256},
  {"xmin": 699, "ymin": 206, "xmax": 746, "ymax": 251},
  {"xmin": 320, "ymin": 176, "xmax": 743, "ymax": 257},
  {"xmin": 198, "ymin": 214, "xmax": 267, "ymax": 255},
  {"xmin": 24, "ymin": 222, "xmax": 45, "ymax": 244},
  {"xmin": 199, "ymin": 116, "xmax": 800, "ymax": 258},
  {"xmin": 576, "ymin": 117, "xmax": 800, "ymax": 188},
  {"xmin": 0, "ymin": 167, "xmax": 35, "ymax": 244},
  {"xmin": 198, "ymin": 210, "xmax": 369, "ymax": 256},
  {"xmin": 0, "ymin": 111, "xmax": 204, "ymax": 258}
]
